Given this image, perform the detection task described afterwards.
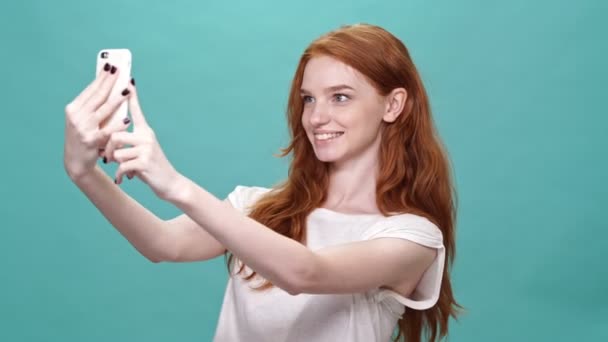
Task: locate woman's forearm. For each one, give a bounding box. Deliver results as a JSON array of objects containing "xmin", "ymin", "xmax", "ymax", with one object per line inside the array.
[
  {"xmin": 167, "ymin": 175, "xmax": 315, "ymax": 294},
  {"xmin": 71, "ymin": 165, "xmax": 172, "ymax": 262}
]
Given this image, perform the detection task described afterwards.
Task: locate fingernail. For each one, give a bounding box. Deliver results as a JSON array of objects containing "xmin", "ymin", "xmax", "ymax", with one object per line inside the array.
[
  {"xmin": 103, "ymin": 157, "xmax": 107, "ymax": 164},
  {"xmin": 123, "ymin": 117, "xmax": 131, "ymax": 125},
  {"xmin": 110, "ymin": 66, "xmax": 117, "ymax": 74},
  {"xmin": 121, "ymin": 88, "xmax": 130, "ymax": 96},
  {"xmin": 130, "ymin": 78, "xmax": 135, "ymax": 86},
  {"xmin": 127, "ymin": 174, "xmax": 133, "ymax": 180},
  {"xmin": 104, "ymin": 63, "xmax": 110, "ymax": 72},
  {"xmin": 114, "ymin": 178, "xmax": 118, "ymax": 184}
]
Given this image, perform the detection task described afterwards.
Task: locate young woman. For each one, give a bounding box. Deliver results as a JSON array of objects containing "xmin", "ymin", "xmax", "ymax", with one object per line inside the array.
[{"xmin": 64, "ymin": 23, "xmax": 461, "ymax": 342}]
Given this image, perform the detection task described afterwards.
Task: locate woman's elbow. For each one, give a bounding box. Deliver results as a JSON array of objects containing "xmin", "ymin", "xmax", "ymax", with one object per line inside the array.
[
  {"xmin": 280, "ymin": 257, "xmax": 320, "ymax": 296},
  {"xmin": 146, "ymin": 253, "xmax": 164, "ymax": 263}
]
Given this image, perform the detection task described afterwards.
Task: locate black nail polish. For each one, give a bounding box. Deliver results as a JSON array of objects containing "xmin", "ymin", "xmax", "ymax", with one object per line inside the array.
[
  {"xmin": 127, "ymin": 174, "xmax": 133, "ymax": 180},
  {"xmin": 121, "ymin": 88, "xmax": 130, "ymax": 96},
  {"xmin": 103, "ymin": 157, "xmax": 107, "ymax": 164},
  {"xmin": 103, "ymin": 63, "xmax": 110, "ymax": 71},
  {"xmin": 123, "ymin": 117, "xmax": 131, "ymax": 125},
  {"xmin": 114, "ymin": 178, "xmax": 118, "ymax": 184},
  {"xmin": 110, "ymin": 66, "xmax": 117, "ymax": 74},
  {"xmin": 130, "ymin": 78, "xmax": 135, "ymax": 86}
]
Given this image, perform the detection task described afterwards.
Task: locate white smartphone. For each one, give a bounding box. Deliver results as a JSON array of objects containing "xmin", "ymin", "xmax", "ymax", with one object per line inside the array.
[{"xmin": 95, "ymin": 48, "xmax": 132, "ymax": 129}]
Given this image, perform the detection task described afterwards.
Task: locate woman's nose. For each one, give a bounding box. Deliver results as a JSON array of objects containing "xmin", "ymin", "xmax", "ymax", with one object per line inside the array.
[{"xmin": 309, "ymin": 103, "xmax": 330, "ymax": 126}]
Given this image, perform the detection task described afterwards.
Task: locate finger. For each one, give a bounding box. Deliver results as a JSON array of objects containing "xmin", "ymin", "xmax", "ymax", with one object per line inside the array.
[
  {"xmin": 99, "ymin": 142, "xmax": 127, "ymax": 160},
  {"xmin": 95, "ymin": 114, "xmax": 132, "ymax": 151},
  {"xmin": 126, "ymin": 171, "xmax": 136, "ymax": 180},
  {"xmin": 113, "ymin": 145, "xmax": 143, "ymax": 163},
  {"xmin": 66, "ymin": 63, "xmax": 112, "ymax": 114},
  {"xmin": 91, "ymin": 86, "xmax": 131, "ymax": 127},
  {"xmin": 103, "ymin": 131, "xmax": 145, "ymax": 163},
  {"xmin": 127, "ymin": 79, "xmax": 149, "ymax": 127},
  {"xmin": 115, "ymin": 158, "xmax": 143, "ymax": 185},
  {"xmin": 81, "ymin": 64, "xmax": 121, "ymax": 113}
]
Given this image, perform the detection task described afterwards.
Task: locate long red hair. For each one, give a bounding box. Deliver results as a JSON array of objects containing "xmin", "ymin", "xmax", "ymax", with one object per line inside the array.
[{"xmin": 226, "ymin": 23, "xmax": 463, "ymax": 341}]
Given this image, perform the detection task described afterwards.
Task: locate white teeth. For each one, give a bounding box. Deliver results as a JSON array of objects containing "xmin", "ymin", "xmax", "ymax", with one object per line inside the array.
[{"xmin": 314, "ymin": 132, "xmax": 344, "ymax": 141}]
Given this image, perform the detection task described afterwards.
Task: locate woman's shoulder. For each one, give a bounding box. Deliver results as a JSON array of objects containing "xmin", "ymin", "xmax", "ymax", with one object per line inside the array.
[
  {"xmin": 382, "ymin": 212, "xmax": 439, "ymax": 228},
  {"xmin": 362, "ymin": 212, "xmax": 444, "ymax": 245},
  {"xmin": 225, "ymin": 185, "xmax": 274, "ymax": 212},
  {"xmin": 230, "ymin": 185, "xmax": 273, "ymax": 196}
]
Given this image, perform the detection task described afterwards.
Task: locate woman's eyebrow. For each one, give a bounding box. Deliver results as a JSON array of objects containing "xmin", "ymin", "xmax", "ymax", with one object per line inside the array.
[{"xmin": 300, "ymin": 84, "xmax": 355, "ymax": 95}]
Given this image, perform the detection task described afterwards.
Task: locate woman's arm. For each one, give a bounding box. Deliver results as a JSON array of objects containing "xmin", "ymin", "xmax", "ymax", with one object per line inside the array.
[
  {"xmin": 166, "ymin": 176, "xmax": 437, "ymax": 296},
  {"xmin": 71, "ymin": 165, "xmax": 225, "ymax": 263},
  {"xmin": 165, "ymin": 212, "xmax": 226, "ymax": 262},
  {"xmin": 167, "ymin": 177, "xmax": 314, "ymax": 294},
  {"xmin": 64, "ymin": 69, "xmax": 226, "ymax": 264}
]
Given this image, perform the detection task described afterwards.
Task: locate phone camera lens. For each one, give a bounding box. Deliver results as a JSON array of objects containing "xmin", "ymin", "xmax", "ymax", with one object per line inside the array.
[{"xmin": 101, "ymin": 52, "xmax": 108, "ymax": 58}]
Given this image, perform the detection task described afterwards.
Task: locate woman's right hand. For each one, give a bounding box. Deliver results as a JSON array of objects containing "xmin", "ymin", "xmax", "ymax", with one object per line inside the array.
[{"xmin": 63, "ymin": 63, "xmax": 132, "ymax": 181}]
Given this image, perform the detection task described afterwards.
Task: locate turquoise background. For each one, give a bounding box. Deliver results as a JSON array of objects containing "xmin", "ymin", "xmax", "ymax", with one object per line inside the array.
[{"xmin": 1, "ymin": 0, "xmax": 606, "ymax": 340}]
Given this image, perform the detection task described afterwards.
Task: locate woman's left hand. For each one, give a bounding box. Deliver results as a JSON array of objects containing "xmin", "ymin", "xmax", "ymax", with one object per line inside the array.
[{"xmin": 102, "ymin": 80, "xmax": 182, "ymax": 200}]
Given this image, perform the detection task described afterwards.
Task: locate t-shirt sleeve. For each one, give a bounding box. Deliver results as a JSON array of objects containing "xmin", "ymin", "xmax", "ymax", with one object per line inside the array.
[
  {"xmin": 225, "ymin": 185, "xmax": 273, "ymax": 215},
  {"xmin": 361, "ymin": 214, "xmax": 445, "ymax": 310}
]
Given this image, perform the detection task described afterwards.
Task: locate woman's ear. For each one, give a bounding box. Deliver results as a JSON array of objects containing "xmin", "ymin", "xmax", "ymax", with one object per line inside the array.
[{"xmin": 382, "ymin": 88, "xmax": 407, "ymax": 123}]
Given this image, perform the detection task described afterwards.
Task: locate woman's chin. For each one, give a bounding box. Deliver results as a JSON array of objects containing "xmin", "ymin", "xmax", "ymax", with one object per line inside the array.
[{"xmin": 314, "ymin": 151, "xmax": 341, "ymax": 163}]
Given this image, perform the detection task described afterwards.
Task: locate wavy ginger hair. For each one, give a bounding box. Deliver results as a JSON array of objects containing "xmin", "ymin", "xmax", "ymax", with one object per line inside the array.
[{"xmin": 226, "ymin": 23, "xmax": 462, "ymax": 342}]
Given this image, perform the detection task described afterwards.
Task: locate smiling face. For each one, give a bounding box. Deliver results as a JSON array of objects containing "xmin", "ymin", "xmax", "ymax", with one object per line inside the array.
[{"xmin": 300, "ymin": 56, "xmax": 392, "ymax": 167}]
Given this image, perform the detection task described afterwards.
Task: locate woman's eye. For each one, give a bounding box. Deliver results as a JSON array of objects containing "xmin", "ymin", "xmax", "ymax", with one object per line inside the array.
[
  {"xmin": 302, "ymin": 95, "xmax": 314, "ymax": 103},
  {"xmin": 334, "ymin": 94, "xmax": 349, "ymax": 102}
]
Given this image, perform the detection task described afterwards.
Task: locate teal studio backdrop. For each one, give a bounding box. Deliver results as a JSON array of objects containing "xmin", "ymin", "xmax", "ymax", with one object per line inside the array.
[{"xmin": 1, "ymin": 0, "xmax": 606, "ymax": 341}]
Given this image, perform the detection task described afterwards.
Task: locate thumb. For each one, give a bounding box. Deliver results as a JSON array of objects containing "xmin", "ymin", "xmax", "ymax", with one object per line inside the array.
[{"xmin": 127, "ymin": 78, "xmax": 149, "ymax": 127}]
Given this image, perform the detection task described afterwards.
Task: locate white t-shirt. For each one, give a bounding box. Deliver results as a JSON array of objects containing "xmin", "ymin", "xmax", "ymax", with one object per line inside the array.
[{"xmin": 213, "ymin": 186, "xmax": 445, "ymax": 342}]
